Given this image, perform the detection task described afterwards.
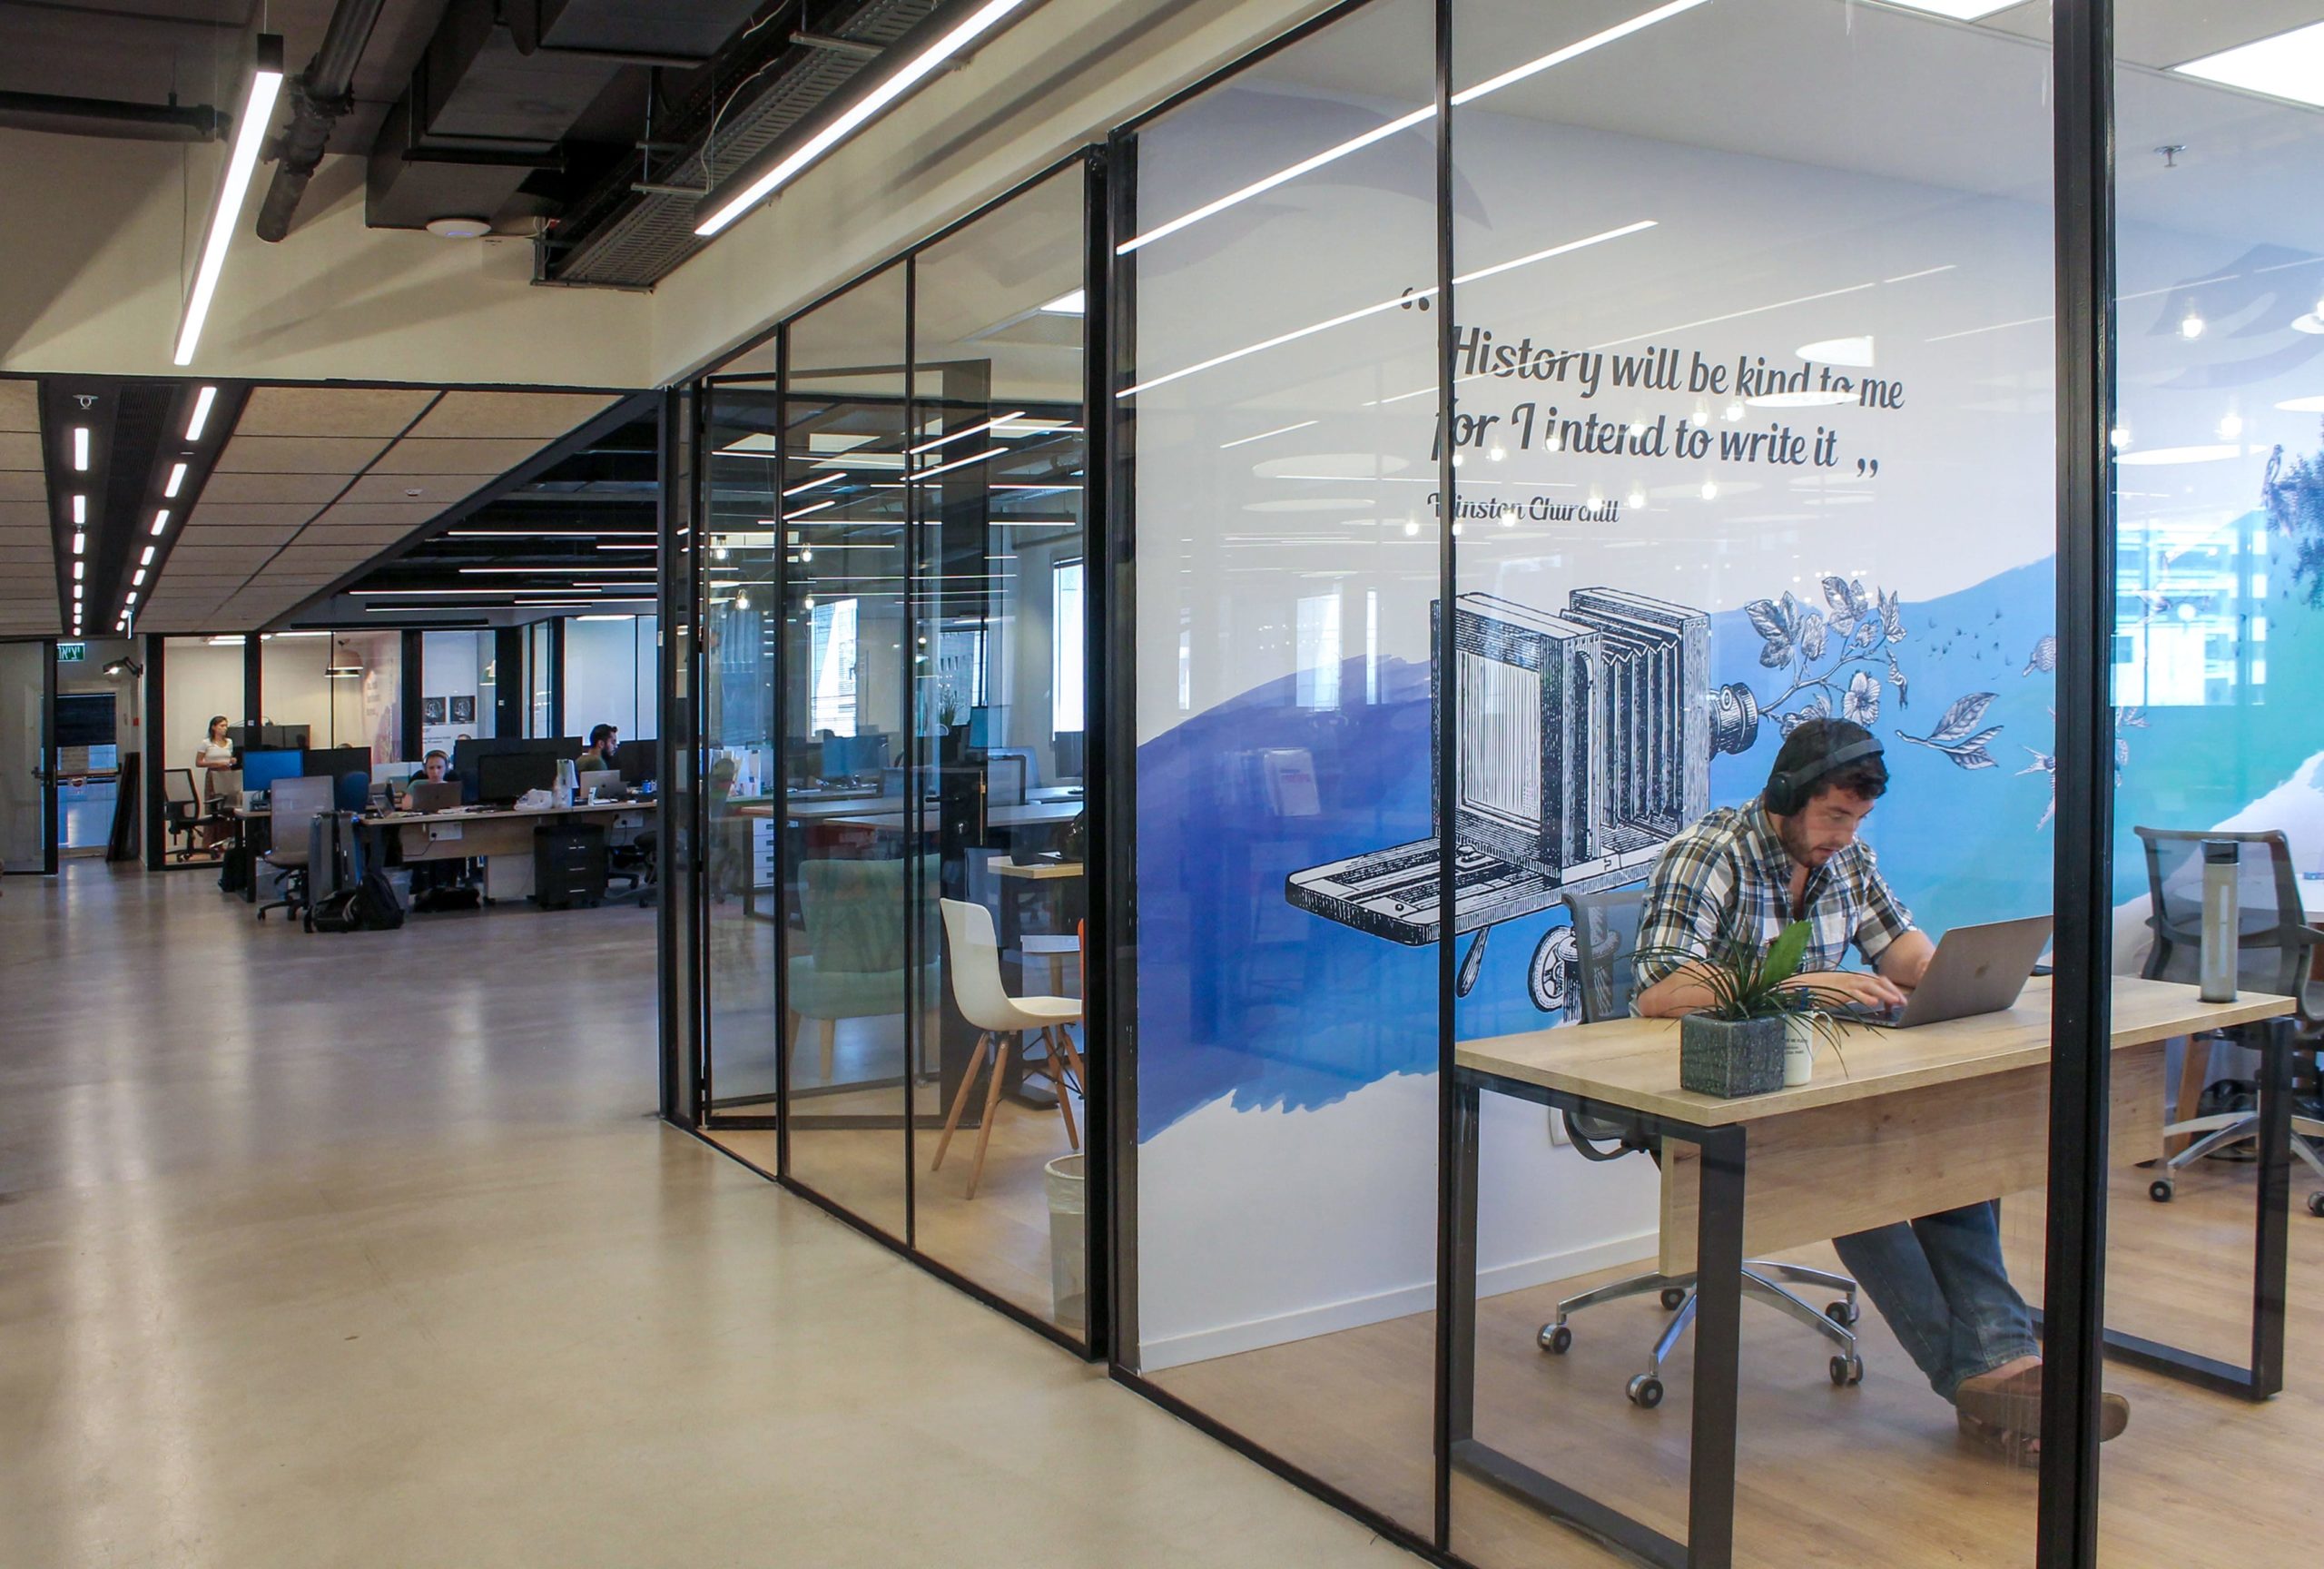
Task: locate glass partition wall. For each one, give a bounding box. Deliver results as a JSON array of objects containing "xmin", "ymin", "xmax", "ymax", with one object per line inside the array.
[
  {"xmin": 667, "ymin": 1, "xmax": 2315, "ymax": 1560},
  {"xmin": 694, "ymin": 160, "xmax": 1095, "ymax": 1342}
]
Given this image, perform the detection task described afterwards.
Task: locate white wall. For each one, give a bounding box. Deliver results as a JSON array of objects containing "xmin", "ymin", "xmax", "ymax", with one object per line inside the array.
[
  {"xmin": 162, "ymin": 637, "xmax": 244, "ymax": 797},
  {"xmin": 563, "ymin": 615, "xmax": 658, "ymax": 743},
  {"xmin": 258, "ymin": 635, "xmax": 331, "ymax": 745},
  {"xmin": 420, "ymin": 629, "xmax": 490, "ymax": 756}
]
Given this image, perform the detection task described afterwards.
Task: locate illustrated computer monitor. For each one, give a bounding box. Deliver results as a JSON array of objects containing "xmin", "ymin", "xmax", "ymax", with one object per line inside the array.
[
  {"xmin": 478, "ymin": 751, "xmax": 558, "ymax": 803},
  {"xmin": 241, "ymin": 749, "xmax": 304, "ymax": 796},
  {"xmin": 614, "ymin": 737, "xmax": 657, "ymax": 784}
]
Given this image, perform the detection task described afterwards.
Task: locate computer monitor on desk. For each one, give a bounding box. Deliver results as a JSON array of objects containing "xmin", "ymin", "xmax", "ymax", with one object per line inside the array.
[
  {"xmin": 307, "ymin": 746, "xmax": 370, "ymax": 788},
  {"xmin": 478, "ymin": 751, "xmax": 558, "ymax": 804},
  {"xmin": 614, "ymin": 737, "xmax": 656, "ymax": 785},
  {"xmin": 241, "ymin": 749, "xmax": 304, "ymax": 797}
]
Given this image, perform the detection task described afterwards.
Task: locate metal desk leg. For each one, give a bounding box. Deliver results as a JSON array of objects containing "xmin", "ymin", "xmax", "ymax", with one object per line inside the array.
[
  {"xmin": 1688, "ymin": 1127, "xmax": 1746, "ymax": 1569},
  {"xmin": 1447, "ymin": 1077, "xmax": 1482, "ymax": 1451},
  {"xmin": 2249, "ymin": 1019, "xmax": 2291, "ymax": 1398}
]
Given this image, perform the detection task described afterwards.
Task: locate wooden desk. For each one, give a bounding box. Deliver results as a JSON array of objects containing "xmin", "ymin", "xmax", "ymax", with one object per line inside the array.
[
  {"xmin": 991, "ymin": 858, "xmax": 1083, "ymax": 882},
  {"xmin": 359, "ymin": 801, "xmax": 648, "ymax": 903},
  {"xmin": 1449, "ymin": 978, "xmax": 2298, "ymax": 1569}
]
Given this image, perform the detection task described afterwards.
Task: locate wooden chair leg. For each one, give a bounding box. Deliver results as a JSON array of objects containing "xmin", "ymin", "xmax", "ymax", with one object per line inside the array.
[
  {"xmin": 1044, "ymin": 1029, "xmax": 1079, "ymax": 1152},
  {"xmin": 818, "ymin": 1018, "xmax": 837, "ymax": 1083},
  {"xmin": 1054, "ymin": 1026, "xmax": 1088, "ymax": 1100},
  {"xmin": 931, "ymin": 1033, "xmax": 991, "ymax": 1172},
  {"xmin": 2167, "ymin": 1034, "xmax": 2215, "ymax": 1156},
  {"xmin": 964, "ymin": 1031, "xmax": 1013, "ymax": 1199}
]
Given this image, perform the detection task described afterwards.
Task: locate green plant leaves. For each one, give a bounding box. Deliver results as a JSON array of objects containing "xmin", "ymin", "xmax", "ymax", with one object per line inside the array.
[{"xmin": 1762, "ymin": 920, "xmax": 1810, "ymax": 987}]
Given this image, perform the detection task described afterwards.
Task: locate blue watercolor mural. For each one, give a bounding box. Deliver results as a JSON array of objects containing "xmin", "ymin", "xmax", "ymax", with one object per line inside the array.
[{"xmin": 1137, "ymin": 528, "xmax": 2324, "ymax": 1141}]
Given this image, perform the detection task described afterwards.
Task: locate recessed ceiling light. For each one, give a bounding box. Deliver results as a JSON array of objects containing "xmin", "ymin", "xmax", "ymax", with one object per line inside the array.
[
  {"xmin": 185, "ymin": 386, "xmax": 218, "ymax": 441},
  {"xmin": 133, "ymin": 568, "xmax": 146, "ymax": 587},
  {"xmin": 2175, "ymin": 21, "xmax": 2324, "ymax": 107},
  {"xmin": 424, "ymin": 215, "xmax": 492, "ymax": 239},
  {"xmin": 151, "ymin": 509, "xmax": 172, "ymax": 536},
  {"xmin": 72, "ymin": 428, "xmax": 89, "ymax": 470},
  {"xmin": 139, "ymin": 546, "xmax": 155, "ymax": 566},
  {"xmin": 1797, "ymin": 336, "xmax": 1876, "ymax": 367},
  {"xmin": 1039, "ymin": 290, "xmax": 1086, "ymax": 315},
  {"xmin": 1865, "ymin": 0, "xmax": 2017, "ymax": 17},
  {"xmin": 72, "ymin": 494, "xmax": 85, "ymax": 524},
  {"xmin": 164, "ymin": 462, "xmax": 188, "ymax": 498},
  {"xmin": 71, "ymin": 533, "xmax": 84, "ymax": 556},
  {"xmin": 72, "ymin": 561, "xmax": 84, "ymax": 581}
]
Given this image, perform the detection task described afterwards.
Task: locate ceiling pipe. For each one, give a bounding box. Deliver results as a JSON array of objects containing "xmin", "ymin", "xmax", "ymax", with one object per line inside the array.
[
  {"xmin": 254, "ymin": 0, "xmax": 389, "ymax": 242},
  {"xmin": 0, "ymin": 88, "xmax": 224, "ymax": 141}
]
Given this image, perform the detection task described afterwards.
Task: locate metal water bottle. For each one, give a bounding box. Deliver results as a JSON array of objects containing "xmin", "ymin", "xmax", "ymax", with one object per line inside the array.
[{"xmin": 2199, "ymin": 839, "xmax": 2239, "ymax": 1003}]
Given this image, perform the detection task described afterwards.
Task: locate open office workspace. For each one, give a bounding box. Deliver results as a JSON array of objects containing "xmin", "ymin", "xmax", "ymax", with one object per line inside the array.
[{"xmin": 656, "ymin": 1, "xmax": 2324, "ymax": 1566}]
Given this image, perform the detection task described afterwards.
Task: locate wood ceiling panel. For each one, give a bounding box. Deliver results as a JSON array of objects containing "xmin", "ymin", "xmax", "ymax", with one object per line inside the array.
[
  {"xmin": 179, "ymin": 526, "xmax": 302, "ymax": 547},
  {"xmin": 163, "ymin": 548, "xmax": 268, "ymax": 569},
  {"xmin": 405, "ymin": 390, "xmax": 614, "ymax": 440},
  {"xmin": 213, "ymin": 435, "xmax": 391, "ymax": 473},
  {"xmin": 187, "ymin": 503, "xmax": 325, "ymax": 530},
  {"xmin": 337, "ymin": 472, "xmax": 486, "ymax": 507},
  {"xmin": 0, "ymin": 472, "xmax": 47, "ymax": 502},
  {"xmin": 235, "ymin": 386, "xmax": 437, "ymax": 439},
  {"xmin": 0, "ymin": 547, "xmax": 54, "ymax": 563},
  {"xmin": 298, "ymin": 529, "xmax": 419, "ymax": 548},
  {"xmin": 0, "ymin": 380, "xmax": 39, "ymax": 432},
  {"xmin": 198, "ymin": 471, "xmax": 348, "ymax": 506},
  {"xmin": 0, "ymin": 500, "xmax": 53, "ymax": 525},
  {"xmin": 0, "ymin": 438, "xmax": 44, "ymax": 472},
  {"xmin": 303, "ymin": 501, "xmax": 440, "ymax": 529},
  {"xmin": 369, "ymin": 437, "xmax": 547, "ymax": 476}
]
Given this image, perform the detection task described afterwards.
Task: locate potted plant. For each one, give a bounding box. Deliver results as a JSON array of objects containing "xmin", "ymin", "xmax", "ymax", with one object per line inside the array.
[{"xmin": 1641, "ymin": 921, "xmax": 1853, "ymax": 1098}]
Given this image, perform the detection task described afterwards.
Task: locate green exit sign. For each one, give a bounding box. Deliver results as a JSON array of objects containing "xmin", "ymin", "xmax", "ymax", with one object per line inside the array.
[{"xmin": 57, "ymin": 643, "xmax": 86, "ymax": 663}]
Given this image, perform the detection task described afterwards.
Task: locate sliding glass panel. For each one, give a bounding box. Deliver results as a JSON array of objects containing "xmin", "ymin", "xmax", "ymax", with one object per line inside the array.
[
  {"xmin": 160, "ymin": 635, "xmax": 242, "ymax": 864},
  {"xmin": 777, "ymin": 266, "xmax": 914, "ymax": 1238},
  {"xmin": 1123, "ymin": 0, "xmax": 1443, "ymax": 1533},
  {"xmin": 699, "ymin": 378, "xmax": 783, "ymax": 1120},
  {"xmin": 2099, "ymin": 4, "xmax": 2324, "ymax": 1556},
  {"xmin": 1446, "ymin": 2, "xmax": 2059, "ymax": 1564},
  {"xmin": 908, "ymin": 163, "xmax": 1090, "ymax": 1335}
]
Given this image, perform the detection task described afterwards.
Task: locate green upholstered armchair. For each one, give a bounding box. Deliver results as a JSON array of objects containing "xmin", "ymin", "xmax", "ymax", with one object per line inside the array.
[{"xmin": 785, "ymin": 856, "xmax": 942, "ymax": 1084}]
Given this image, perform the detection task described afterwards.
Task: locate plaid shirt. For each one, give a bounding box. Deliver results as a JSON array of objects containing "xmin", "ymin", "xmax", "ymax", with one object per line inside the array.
[{"xmin": 1633, "ymin": 801, "xmax": 1917, "ymax": 997}]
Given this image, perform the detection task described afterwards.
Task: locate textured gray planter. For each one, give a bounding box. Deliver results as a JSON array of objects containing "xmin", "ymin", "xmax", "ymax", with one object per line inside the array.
[{"xmin": 1679, "ymin": 1013, "xmax": 1787, "ymax": 1098}]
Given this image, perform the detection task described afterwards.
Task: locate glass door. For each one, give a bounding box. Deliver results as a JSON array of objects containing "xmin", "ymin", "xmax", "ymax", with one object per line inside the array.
[{"xmin": 0, "ymin": 641, "xmax": 53, "ymax": 874}]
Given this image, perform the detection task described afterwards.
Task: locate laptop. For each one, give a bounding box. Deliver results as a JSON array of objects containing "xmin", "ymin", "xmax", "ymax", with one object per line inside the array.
[
  {"xmin": 578, "ymin": 769, "xmax": 623, "ymax": 801},
  {"xmin": 1849, "ymin": 915, "xmax": 2054, "ymax": 1029},
  {"xmin": 409, "ymin": 781, "xmax": 465, "ymax": 814}
]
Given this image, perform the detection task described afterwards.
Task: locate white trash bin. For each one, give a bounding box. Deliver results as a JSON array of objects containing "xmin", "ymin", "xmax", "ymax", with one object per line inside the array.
[{"xmin": 1044, "ymin": 1154, "xmax": 1087, "ymax": 1332}]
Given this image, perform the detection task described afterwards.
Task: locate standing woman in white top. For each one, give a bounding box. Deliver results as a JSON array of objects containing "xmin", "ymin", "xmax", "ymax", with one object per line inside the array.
[{"xmin": 194, "ymin": 716, "xmax": 236, "ymax": 847}]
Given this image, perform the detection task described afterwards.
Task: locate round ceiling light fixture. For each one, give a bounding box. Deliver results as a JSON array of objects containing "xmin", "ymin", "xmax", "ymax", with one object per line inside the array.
[{"xmin": 425, "ymin": 216, "xmax": 493, "ymax": 240}]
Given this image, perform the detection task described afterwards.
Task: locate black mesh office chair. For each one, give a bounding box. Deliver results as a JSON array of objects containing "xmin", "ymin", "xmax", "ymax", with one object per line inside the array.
[
  {"xmin": 1538, "ymin": 886, "xmax": 1866, "ymax": 1406},
  {"xmin": 2132, "ymin": 827, "xmax": 2324, "ymax": 1212}
]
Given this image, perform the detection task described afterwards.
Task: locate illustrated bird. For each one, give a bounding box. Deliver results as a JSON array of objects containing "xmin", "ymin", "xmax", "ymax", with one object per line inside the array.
[{"xmin": 2020, "ymin": 745, "xmax": 2058, "ymax": 831}]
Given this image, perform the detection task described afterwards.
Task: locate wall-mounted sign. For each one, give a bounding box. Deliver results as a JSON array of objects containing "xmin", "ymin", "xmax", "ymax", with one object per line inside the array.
[{"xmin": 57, "ymin": 643, "xmax": 86, "ymax": 663}]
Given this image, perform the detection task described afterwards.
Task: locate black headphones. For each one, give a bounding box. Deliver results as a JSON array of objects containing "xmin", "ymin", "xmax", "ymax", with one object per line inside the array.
[{"xmin": 1763, "ymin": 735, "xmax": 1885, "ymax": 816}]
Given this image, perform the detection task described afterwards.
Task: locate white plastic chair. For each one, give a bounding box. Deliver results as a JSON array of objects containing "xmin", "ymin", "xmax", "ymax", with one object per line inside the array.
[{"xmin": 932, "ymin": 898, "xmax": 1085, "ymax": 1199}]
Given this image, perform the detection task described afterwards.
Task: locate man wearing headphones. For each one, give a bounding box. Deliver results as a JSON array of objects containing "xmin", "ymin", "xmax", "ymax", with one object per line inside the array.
[{"xmin": 1632, "ymin": 716, "xmax": 2128, "ymax": 1461}]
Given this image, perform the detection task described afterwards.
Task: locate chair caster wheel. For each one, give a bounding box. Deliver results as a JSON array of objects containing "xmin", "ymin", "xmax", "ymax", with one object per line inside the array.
[
  {"xmin": 2308, "ymin": 1191, "xmax": 2324, "ymax": 1219},
  {"xmin": 1627, "ymin": 1374, "xmax": 1664, "ymax": 1408},
  {"xmin": 1659, "ymin": 1287, "xmax": 1688, "ymax": 1311},
  {"xmin": 1831, "ymin": 1354, "xmax": 1865, "ymax": 1386},
  {"xmin": 1540, "ymin": 1324, "xmax": 1572, "ymax": 1355},
  {"xmin": 2150, "ymin": 1179, "xmax": 2174, "ymax": 1203},
  {"xmin": 1825, "ymin": 1299, "xmax": 1860, "ymax": 1327}
]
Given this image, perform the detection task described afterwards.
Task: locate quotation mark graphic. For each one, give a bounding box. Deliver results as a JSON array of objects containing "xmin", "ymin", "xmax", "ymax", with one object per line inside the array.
[
  {"xmin": 1398, "ymin": 286, "xmax": 1432, "ymax": 312},
  {"xmin": 1855, "ymin": 459, "xmax": 1882, "ymax": 479}
]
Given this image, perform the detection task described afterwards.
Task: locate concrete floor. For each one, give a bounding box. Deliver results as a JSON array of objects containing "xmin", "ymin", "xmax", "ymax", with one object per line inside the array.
[{"xmin": 0, "ymin": 863, "xmax": 1419, "ymax": 1569}]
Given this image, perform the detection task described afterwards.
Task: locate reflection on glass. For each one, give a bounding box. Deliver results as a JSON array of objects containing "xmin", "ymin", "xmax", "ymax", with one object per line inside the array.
[
  {"xmin": 907, "ymin": 163, "xmax": 1089, "ymax": 1334},
  {"xmin": 2099, "ymin": 2, "xmax": 2324, "ymax": 1558},
  {"xmin": 1125, "ymin": 0, "xmax": 1441, "ymax": 1533},
  {"xmin": 0, "ymin": 642, "xmax": 51, "ymax": 870}
]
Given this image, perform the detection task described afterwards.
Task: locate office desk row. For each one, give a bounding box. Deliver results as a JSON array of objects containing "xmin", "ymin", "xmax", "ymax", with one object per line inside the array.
[
  {"xmin": 231, "ymin": 799, "xmax": 651, "ymax": 908},
  {"xmin": 1449, "ymin": 978, "xmax": 2299, "ymax": 1569}
]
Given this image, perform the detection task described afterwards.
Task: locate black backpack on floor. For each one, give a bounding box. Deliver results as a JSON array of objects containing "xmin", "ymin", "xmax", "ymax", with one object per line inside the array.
[{"xmin": 355, "ymin": 867, "xmax": 406, "ymax": 931}]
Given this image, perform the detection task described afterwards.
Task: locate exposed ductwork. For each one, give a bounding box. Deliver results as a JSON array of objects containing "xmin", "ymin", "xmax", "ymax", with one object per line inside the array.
[
  {"xmin": 256, "ymin": 0, "xmax": 392, "ymax": 242},
  {"xmin": 0, "ymin": 88, "xmax": 225, "ymax": 143}
]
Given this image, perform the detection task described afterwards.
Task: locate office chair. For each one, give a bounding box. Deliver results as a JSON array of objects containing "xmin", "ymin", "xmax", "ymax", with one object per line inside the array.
[
  {"xmin": 162, "ymin": 769, "xmax": 205, "ymax": 862},
  {"xmin": 2132, "ymin": 827, "xmax": 2324, "ymax": 1210},
  {"xmin": 256, "ymin": 775, "xmax": 335, "ymax": 925},
  {"xmin": 784, "ymin": 856, "xmax": 940, "ymax": 1085},
  {"xmin": 932, "ymin": 899, "xmax": 1084, "ymax": 1199},
  {"xmin": 1538, "ymin": 886, "xmax": 1865, "ymax": 1406}
]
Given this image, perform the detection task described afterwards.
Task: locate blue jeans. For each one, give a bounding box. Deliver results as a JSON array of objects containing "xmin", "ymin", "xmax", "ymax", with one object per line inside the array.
[{"xmin": 1830, "ymin": 1200, "xmax": 2038, "ymax": 1403}]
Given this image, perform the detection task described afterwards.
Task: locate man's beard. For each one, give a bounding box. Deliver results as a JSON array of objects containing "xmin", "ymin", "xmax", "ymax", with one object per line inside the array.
[{"xmin": 1776, "ymin": 811, "xmax": 1816, "ymax": 867}]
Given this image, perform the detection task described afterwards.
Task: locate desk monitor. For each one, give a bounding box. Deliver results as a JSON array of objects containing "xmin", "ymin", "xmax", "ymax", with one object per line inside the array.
[
  {"xmin": 614, "ymin": 737, "xmax": 657, "ymax": 784},
  {"xmin": 241, "ymin": 749, "xmax": 304, "ymax": 796},
  {"xmin": 787, "ymin": 742, "xmax": 824, "ymax": 782},
  {"xmin": 260, "ymin": 723, "xmax": 310, "ymax": 750},
  {"xmin": 1050, "ymin": 731, "xmax": 1085, "ymax": 782},
  {"xmin": 306, "ymin": 746, "xmax": 371, "ymax": 788},
  {"xmin": 478, "ymin": 750, "xmax": 558, "ymax": 803},
  {"xmin": 823, "ymin": 732, "xmax": 890, "ymax": 779}
]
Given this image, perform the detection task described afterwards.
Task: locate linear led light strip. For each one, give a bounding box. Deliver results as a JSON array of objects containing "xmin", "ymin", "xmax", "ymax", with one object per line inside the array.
[
  {"xmin": 174, "ymin": 36, "xmax": 284, "ymax": 366},
  {"xmin": 1119, "ymin": 0, "xmax": 1706, "ymax": 255},
  {"xmin": 694, "ymin": 0, "xmax": 1031, "ymax": 238},
  {"xmin": 1122, "ymin": 221, "xmax": 1654, "ymax": 397}
]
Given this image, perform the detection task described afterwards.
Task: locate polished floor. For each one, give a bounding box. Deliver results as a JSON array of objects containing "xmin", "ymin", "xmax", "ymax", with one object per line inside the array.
[{"xmin": 0, "ymin": 863, "xmax": 1419, "ymax": 1568}]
